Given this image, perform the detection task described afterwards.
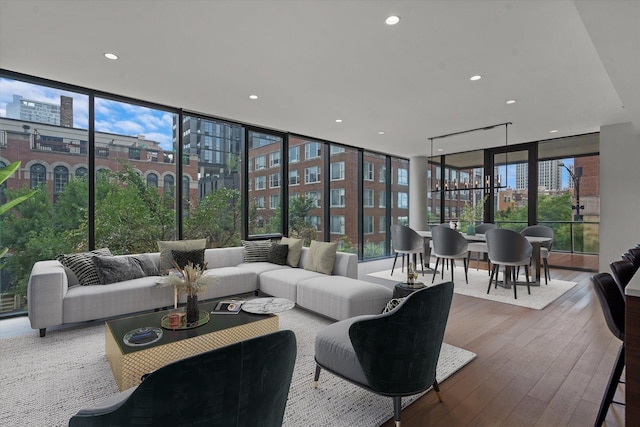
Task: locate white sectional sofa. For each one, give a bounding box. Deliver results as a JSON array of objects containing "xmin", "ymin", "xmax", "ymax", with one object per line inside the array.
[{"xmin": 27, "ymin": 246, "xmax": 392, "ymax": 337}]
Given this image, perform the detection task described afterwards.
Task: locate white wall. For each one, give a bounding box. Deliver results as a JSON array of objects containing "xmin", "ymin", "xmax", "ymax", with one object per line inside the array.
[
  {"xmin": 409, "ymin": 156, "xmax": 428, "ymax": 230},
  {"xmin": 599, "ymin": 122, "xmax": 640, "ymax": 272}
]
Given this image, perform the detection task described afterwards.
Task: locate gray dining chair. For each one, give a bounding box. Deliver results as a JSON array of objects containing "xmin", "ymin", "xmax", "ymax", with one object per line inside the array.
[
  {"xmin": 431, "ymin": 225, "xmax": 469, "ymax": 284},
  {"xmin": 521, "ymin": 225, "xmax": 554, "ymax": 284},
  {"xmin": 390, "ymin": 224, "xmax": 425, "ymax": 276},
  {"xmin": 486, "ymin": 228, "xmax": 532, "ymax": 299},
  {"xmin": 466, "ymin": 223, "xmax": 496, "ymax": 272}
]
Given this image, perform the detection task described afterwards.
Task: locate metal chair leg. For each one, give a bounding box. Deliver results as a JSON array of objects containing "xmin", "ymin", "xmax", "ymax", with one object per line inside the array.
[
  {"xmin": 391, "ymin": 253, "xmax": 399, "ymax": 275},
  {"xmin": 432, "ymin": 258, "xmax": 440, "ymax": 283},
  {"xmin": 594, "ymin": 345, "xmax": 625, "ymax": 427}
]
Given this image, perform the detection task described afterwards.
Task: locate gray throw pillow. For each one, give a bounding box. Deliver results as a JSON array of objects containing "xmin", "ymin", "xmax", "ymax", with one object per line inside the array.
[
  {"xmin": 157, "ymin": 239, "xmax": 207, "ymax": 271},
  {"xmin": 267, "ymin": 243, "xmax": 289, "ymax": 266},
  {"xmin": 92, "ymin": 255, "xmax": 145, "ymax": 285},
  {"xmin": 56, "ymin": 248, "xmax": 113, "ymax": 286},
  {"xmin": 131, "ymin": 254, "xmax": 159, "ymax": 276},
  {"xmin": 280, "ymin": 236, "xmax": 303, "ymax": 267}
]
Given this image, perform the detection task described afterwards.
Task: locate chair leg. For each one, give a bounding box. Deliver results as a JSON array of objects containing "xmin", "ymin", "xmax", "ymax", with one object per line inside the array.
[
  {"xmin": 512, "ymin": 267, "xmax": 518, "ymax": 299},
  {"xmin": 595, "ymin": 345, "xmax": 625, "ymax": 427},
  {"xmin": 488, "ymin": 265, "xmax": 497, "ymax": 294},
  {"xmin": 525, "ymin": 265, "xmax": 531, "ymax": 295},
  {"xmin": 419, "ymin": 253, "xmax": 425, "ymax": 276},
  {"xmin": 391, "ymin": 253, "xmax": 399, "ymax": 275},
  {"xmin": 432, "ymin": 258, "xmax": 440, "ymax": 283},
  {"xmin": 543, "ymin": 258, "xmax": 549, "ymax": 284},
  {"xmin": 393, "ymin": 396, "xmax": 402, "ymax": 427},
  {"xmin": 432, "ymin": 379, "xmax": 443, "ymax": 402},
  {"xmin": 450, "ymin": 259, "xmax": 455, "ymax": 282},
  {"xmin": 313, "ymin": 365, "xmax": 321, "ymax": 389},
  {"xmin": 463, "ymin": 258, "xmax": 468, "ymax": 284}
]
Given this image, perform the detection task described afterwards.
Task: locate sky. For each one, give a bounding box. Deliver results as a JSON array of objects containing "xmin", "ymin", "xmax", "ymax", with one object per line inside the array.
[{"xmin": 0, "ymin": 78, "xmax": 174, "ymax": 150}]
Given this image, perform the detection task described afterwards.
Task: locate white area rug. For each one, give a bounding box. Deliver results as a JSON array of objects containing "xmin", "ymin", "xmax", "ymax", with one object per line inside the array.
[
  {"xmin": 0, "ymin": 308, "xmax": 475, "ymax": 427},
  {"xmin": 368, "ymin": 267, "xmax": 578, "ymax": 310}
]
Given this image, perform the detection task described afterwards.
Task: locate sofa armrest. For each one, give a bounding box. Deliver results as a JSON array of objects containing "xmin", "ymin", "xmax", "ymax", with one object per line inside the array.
[
  {"xmin": 27, "ymin": 260, "xmax": 68, "ymax": 331},
  {"xmin": 332, "ymin": 251, "xmax": 358, "ymax": 279}
]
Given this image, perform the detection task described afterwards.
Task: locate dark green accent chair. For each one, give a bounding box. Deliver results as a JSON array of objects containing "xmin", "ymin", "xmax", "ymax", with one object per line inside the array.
[
  {"xmin": 313, "ymin": 282, "xmax": 454, "ymax": 427},
  {"xmin": 69, "ymin": 330, "xmax": 297, "ymax": 427}
]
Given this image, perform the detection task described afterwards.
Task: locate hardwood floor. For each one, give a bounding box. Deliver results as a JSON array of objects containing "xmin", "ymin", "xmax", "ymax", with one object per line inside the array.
[{"xmin": 381, "ymin": 269, "xmax": 624, "ymax": 427}]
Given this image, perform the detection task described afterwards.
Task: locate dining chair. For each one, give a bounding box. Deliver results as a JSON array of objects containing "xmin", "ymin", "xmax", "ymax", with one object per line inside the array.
[
  {"xmin": 591, "ymin": 273, "xmax": 625, "ymax": 427},
  {"xmin": 431, "ymin": 225, "xmax": 469, "ymax": 284},
  {"xmin": 313, "ymin": 282, "xmax": 454, "ymax": 427},
  {"xmin": 520, "ymin": 225, "xmax": 554, "ymax": 284},
  {"xmin": 486, "ymin": 228, "xmax": 532, "ymax": 299},
  {"xmin": 622, "ymin": 247, "xmax": 640, "ymax": 273},
  {"xmin": 390, "ymin": 224, "xmax": 425, "ymax": 276},
  {"xmin": 69, "ymin": 330, "xmax": 297, "ymax": 427},
  {"xmin": 467, "ymin": 223, "xmax": 496, "ymax": 272},
  {"xmin": 609, "ymin": 259, "xmax": 635, "ymax": 298}
]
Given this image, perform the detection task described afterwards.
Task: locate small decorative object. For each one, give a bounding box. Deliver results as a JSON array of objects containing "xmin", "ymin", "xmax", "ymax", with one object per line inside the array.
[
  {"xmin": 157, "ymin": 261, "xmax": 219, "ymax": 327},
  {"xmin": 406, "ymin": 262, "xmax": 419, "ymax": 285},
  {"xmin": 460, "ymin": 194, "xmax": 489, "ymax": 236},
  {"xmin": 123, "ymin": 327, "xmax": 163, "ymax": 347},
  {"xmin": 167, "ymin": 313, "xmax": 180, "ymax": 328},
  {"xmin": 449, "ymin": 220, "xmax": 455, "ymax": 230}
]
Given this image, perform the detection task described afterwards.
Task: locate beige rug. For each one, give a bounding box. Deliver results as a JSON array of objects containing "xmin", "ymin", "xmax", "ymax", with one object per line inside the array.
[{"xmin": 368, "ymin": 267, "xmax": 578, "ymax": 310}]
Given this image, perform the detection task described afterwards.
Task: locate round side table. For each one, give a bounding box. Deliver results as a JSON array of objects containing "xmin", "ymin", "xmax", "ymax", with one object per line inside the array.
[{"xmin": 393, "ymin": 282, "xmax": 426, "ymax": 298}]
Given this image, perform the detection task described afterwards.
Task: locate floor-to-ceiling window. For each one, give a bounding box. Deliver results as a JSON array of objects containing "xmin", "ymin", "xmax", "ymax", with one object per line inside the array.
[{"xmin": 330, "ymin": 144, "xmax": 356, "ymax": 253}]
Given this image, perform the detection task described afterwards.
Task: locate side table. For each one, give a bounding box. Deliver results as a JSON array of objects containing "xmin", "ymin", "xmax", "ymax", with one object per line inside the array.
[{"xmin": 393, "ymin": 282, "xmax": 426, "ymax": 298}]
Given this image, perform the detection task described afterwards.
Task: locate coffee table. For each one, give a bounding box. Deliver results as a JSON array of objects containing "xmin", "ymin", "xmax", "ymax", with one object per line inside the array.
[{"xmin": 105, "ymin": 300, "xmax": 278, "ymax": 391}]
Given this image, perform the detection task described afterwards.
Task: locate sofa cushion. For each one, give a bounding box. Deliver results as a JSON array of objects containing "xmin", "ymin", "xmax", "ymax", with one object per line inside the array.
[
  {"xmin": 280, "ymin": 237, "xmax": 303, "ymax": 267},
  {"xmin": 237, "ymin": 262, "xmax": 290, "ymax": 277},
  {"xmin": 267, "ymin": 244, "xmax": 289, "ymax": 266},
  {"xmin": 242, "ymin": 240, "xmax": 272, "ymax": 262},
  {"xmin": 183, "ymin": 267, "xmax": 258, "ymax": 302},
  {"xmin": 304, "ymin": 241, "xmax": 338, "ymax": 275},
  {"xmin": 171, "ymin": 248, "xmax": 206, "ymax": 269},
  {"xmin": 157, "ymin": 239, "xmax": 207, "ymax": 271},
  {"xmin": 92, "ymin": 255, "xmax": 145, "ymax": 285},
  {"xmin": 296, "ymin": 276, "xmax": 393, "ymax": 320},
  {"xmin": 259, "ymin": 268, "xmax": 325, "ymax": 301},
  {"xmin": 56, "ymin": 248, "xmax": 113, "ymax": 286}
]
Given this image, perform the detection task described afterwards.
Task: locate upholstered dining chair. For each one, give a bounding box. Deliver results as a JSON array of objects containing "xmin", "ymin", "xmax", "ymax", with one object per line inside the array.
[
  {"xmin": 431, "ymin": 225, "xmax": 469, "ymax": 284},
  {"xmin": 521, "ymin": 225, "xmax": 554, "ymax": 284},
  {"xmin": 622, "ymin": 247, "xmax": 640, "ymax": 273},
  {"xmin": 390, "ymin": 224, "xmax": 425, "ymax": 276},
  {"xmin": 609, "ymin": 259, "xmax": 636, "ymax": 298},
  {"xmin": 486, "ymin": 228, "xmax": 532, "ymax": 299},
  {"xmin": 313, "ymin": 282, "xmax": 454, "ymax": 427},
  {"xmin": 69, "ymin": 330, "xmax": 297, "ymax": 427},
  {"xmin": 591, "ymin": 273, "xmax": 625, "ymax": 427},
  {"xmin": 467, "ymin": 223, "xmax": 496, "ymax": 272}
]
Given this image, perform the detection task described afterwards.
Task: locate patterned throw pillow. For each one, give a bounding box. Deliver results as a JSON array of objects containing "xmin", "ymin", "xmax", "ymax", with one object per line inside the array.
[
  {"xmin": 242, "ymin": 240, "xmax": 272, "ymax": 263},
  {"xmin": 267, "ymin": 243, "xmax": 289, "ymax": 266},
  {"xmin": 382, "ymin": 297, "xmax": 406, "ymax": 314},
  {"xmin": 171, "ymin": 249, "xmax": 206, "ymax": 269},
  {"xmin": 157, "ymin": 239, "xmax": 207, "ymax": 271},
  {"xmin": 56, "ymin": 248, "xmax": 113, "ymax": 286},
  {"xmin": 92, "ymin": 255, "xmax": 145, "ymax": 285}
]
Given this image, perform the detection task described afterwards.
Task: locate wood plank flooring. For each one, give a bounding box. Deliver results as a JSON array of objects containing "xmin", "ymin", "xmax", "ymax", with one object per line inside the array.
[{"xmin": 381, "ymin": 269, "xmax": 624, "ymax": 427}]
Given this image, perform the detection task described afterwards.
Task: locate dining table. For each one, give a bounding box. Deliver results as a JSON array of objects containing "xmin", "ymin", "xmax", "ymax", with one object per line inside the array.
[{"xmin": 415, "ymin": 230, "xmax": 552, "ymax": 285}]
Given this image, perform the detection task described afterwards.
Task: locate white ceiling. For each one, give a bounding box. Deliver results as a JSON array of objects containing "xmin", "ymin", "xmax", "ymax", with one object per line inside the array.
[{"xmin": 0, "ymin": 0, "xmax": 638, "ymax": 158}]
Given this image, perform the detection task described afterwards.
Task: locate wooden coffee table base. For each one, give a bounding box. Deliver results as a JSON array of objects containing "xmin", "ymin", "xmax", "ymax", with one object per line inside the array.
[{"xmin": 106, "ymin": 315, "xmax": 279, "ymax": 391}]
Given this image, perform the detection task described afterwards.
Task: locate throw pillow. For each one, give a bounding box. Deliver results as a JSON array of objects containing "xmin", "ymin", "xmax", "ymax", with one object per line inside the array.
[
  {"xmin": 56, "ymin": 248, "xmax": 113, "ymax": 286},
  {"xmin": 171, "ymin": 248, "xmax": 206, "ymax": 269},
  {"xmin": 382, "ymin": 297, "xmax": 406, "ymax": 313},
  {"xmin": 241, "ymin": 240, "xmax": 272, "ymax": 262},
  {"xmin": 304, "ymin": 240, "xmax": 338, "ymax": 275},
  {"xmin": 267, "ymin": 243, "xmax": 289, "ymax": 266},
  {"xmin": 157, "ymin": 239, "xmax": 207, "ymax": 271},
  {"xmin": 280, "ymin": 236, "xmax": 303, "ymax": 267},
  {"xmin": 130, "ymin": 254, "xmax": 159, "ymax": 276},
  {"xmin": 92, "ymin": 255, "xmax": 145, "ymax": 285}
]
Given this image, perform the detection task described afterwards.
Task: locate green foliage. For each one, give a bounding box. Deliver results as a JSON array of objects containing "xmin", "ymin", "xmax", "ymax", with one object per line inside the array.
[
  {"xmin": 288, "ymin": 195, "xmax": 318, "ymax": 245},
  {"xmin": 184, "ymin": 188, "xmax": 241, "ymax": 248}
]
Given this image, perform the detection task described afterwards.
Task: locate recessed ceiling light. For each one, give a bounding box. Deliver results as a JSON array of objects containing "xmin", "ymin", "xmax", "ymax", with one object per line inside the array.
[
  {"xmin": 438, "ymin": 148, "xmax": 444, "ymax": 152},
  {"xmin": 550, "ymin": 130, "xmax": 559, "ymax": 133},
  {"xmin": 385, "ymin": 15, "xmax": 400, "ymax": 25},
  {"xmin": 378, "ymin": 131, "xmax": 385, "ymax": 135},
  {"xmin": 249, "ymin": 95, "xmax": 258, "ymax": 100},
  {"xmin": 470, "ymin": 75, "xmax": 482, "ymax": 81},
  {"xmin": 506, "ymin": 99, "xmax": 517, "ymax": 104},
  {"xmin": 335, "ymin": 119, "xmax": 343, "ymax": 123},
  {"xmin": 104, "ymin": 53, "xmax": 118, "ymax": 60}
]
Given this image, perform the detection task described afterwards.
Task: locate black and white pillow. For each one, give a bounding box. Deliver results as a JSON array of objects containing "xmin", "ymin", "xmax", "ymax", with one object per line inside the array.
[
  {"xmin": 171, "ymin": 249, "xmax": 206, "ymax": 269},
  {"xmin": 56, "ymin": 248, "xmax": 113, "ymax": 286},
  {"xmin": 241, "ymin": 240, "xmax": 272, "ymax": 263}
]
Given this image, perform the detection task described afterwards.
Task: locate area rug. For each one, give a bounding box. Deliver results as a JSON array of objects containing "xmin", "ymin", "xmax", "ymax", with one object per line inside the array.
[
  {"xmin": 0, "ymin": 308, "xmax": 475, "ymax": 427},
  {"xmin": 368, "ymin": 267, "xmax": 578, "ymax": 310}
]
